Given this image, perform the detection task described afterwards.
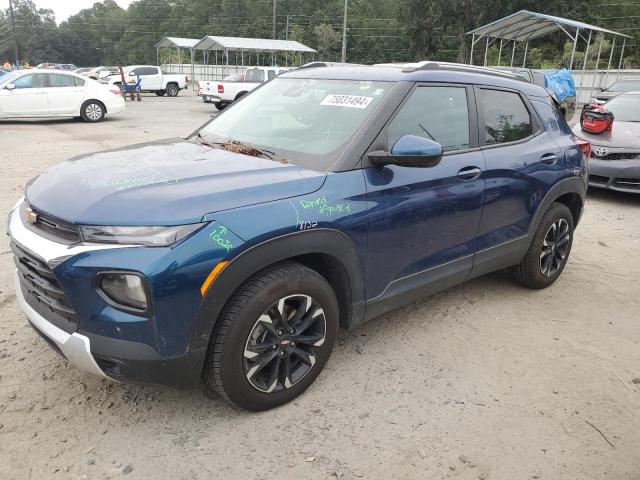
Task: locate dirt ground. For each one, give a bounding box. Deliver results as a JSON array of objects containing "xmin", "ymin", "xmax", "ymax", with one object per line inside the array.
[{"xmin": 1, "ymin": 92, "xmax": 639, "ymax": 480}]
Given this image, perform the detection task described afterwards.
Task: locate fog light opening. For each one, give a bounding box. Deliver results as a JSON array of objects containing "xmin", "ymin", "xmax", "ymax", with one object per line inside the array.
[{"xmin": 99, "ymin": 272, "xmax": 149, "ymax": 311}]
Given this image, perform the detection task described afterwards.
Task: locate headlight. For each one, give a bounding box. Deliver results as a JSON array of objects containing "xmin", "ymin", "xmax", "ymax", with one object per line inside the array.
[
  {"xmin": 99, "ymin": 272, "xmax": 148, "ymax": 311},
  {"xmin": 79, "ymin": 223, "xmax": 204, "ymax": 246}
]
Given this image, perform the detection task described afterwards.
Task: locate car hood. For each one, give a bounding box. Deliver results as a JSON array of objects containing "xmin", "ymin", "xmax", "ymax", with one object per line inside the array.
[
  {"xmin": 572, "ymin": 121, "xmax": 640, "ymax": 149},
  {"xmin": 26, "ymin": 138, "xmax": 327, "ymax": 226}
]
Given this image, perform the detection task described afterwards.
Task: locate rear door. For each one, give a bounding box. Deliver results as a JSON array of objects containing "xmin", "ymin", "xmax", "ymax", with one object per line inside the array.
[
  {"xmin": 0, "ymin": 73, "xmax": 49, "ymax": 116},
  {"xmin": 475, "ymin": 86, "xmax": 562, "ymax": 252},
  {"xmin": 364, "ymin": 84, "xmax": 486, "ymax": 306},
  {"xmin": 46, "ymin": 73, "xmax": 86, "ymax": 115}
]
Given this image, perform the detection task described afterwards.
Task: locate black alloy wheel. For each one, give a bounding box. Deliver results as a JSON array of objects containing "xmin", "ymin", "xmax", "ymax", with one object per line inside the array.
[
  {"xmin": 539, "ymin": 218, "xmax": 570, "ymax": 278},
  {"xmin": 243, "ymin": 294, "xmax": 326, "ymax": 393}
]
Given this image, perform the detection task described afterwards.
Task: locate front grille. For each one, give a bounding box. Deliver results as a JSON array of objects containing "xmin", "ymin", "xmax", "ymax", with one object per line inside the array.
[
  {"xmin": 21, "ymin": 203, "xmax": 81, "ymax": 243},
  {"xmin": 11, "ymin": 241, "xmax": 77, "ymax": 333},
  {"xmin": 593, "ymin": 152, "xmax": 640, "ymax": 161},
  {"xmin": 615, "ymin": 178, "xmax": 640, "ymax": 190},
  {"xmin": 589, "ymin": 174, "xmax": 609, "ymax": 185}
]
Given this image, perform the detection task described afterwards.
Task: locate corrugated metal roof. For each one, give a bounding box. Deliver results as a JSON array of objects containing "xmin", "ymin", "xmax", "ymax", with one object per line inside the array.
[
  {"xmin": 468, "ymin": 10, "xmax": 632, "ymax": 41},
  {"xmin": 155, "ymin": 37, "xmax": 200, "ymax": 49},
  {"xmin": 193, "ymin": 36, "xmax": 316, "ymax": 53}
]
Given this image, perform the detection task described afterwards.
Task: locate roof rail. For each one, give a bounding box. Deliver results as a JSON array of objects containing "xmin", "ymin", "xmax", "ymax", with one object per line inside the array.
[
  {"xmin": 298, "ymin": 61, "xmax": 364, "ymax": 70},
  {"xmin": 402, "ymin": 61, "xmax": 527, "ymax": 82}
]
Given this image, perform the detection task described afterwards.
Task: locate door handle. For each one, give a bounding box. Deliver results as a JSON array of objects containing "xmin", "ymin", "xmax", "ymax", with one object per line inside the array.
[
  {"xmin": 457, "ymin": 166, "xmax": 482, "ymax": 181},
  {"xmin": 540, "ymin": 153, "xmax": 558, "ymax": 165}
]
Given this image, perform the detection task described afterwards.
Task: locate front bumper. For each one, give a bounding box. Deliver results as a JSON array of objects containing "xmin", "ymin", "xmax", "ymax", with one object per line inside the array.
[
  {"xmin": 588, "ymin": 157, "xmax": 640, "ymax": 193},
  {"xmin": 15, "ymin": 270, "xmax": 108, "ymax": 378},
  {"xmin": 7, "ymin": 202, "xmax": 213, "ymax": 388}
]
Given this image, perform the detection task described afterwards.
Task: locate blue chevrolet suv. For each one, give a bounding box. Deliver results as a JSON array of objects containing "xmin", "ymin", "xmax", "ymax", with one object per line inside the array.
[{"xmin": 8, "ymin": 62, "xmax": 589, "ymax": 411}]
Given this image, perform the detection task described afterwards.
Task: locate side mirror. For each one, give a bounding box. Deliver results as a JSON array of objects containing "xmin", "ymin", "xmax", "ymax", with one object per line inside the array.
[
  {"xmin": 5, "ymin": 83, "xmax": 16, "ymax": 90},
  {"xmin": 368, "ymin": 135, "xmax": 443, "ymax": 168}
]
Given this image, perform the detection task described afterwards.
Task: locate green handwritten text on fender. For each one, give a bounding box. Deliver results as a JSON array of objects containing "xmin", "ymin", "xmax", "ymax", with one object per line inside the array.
[{"xmin": 210, "ymin": 225, "xmax": 233, "ymax": 252}]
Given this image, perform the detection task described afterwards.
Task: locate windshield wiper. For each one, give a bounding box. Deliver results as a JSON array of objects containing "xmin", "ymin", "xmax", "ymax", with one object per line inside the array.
[{"xmin": 194, "ymin": 132, "xmax": 288, "ymax": 163}]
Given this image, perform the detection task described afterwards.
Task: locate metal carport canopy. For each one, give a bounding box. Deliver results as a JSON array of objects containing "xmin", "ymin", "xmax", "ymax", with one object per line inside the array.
[
  {"xmin": 193, "ymin": 36, "xmax": 316, "ymax": 53},
  {"xmin": 154, "ymin": 37, "xmax": 200, "ymax": 49},
  {"xmin": 467, "ymin": 10, "xmax": 631, "ymax": 42}
]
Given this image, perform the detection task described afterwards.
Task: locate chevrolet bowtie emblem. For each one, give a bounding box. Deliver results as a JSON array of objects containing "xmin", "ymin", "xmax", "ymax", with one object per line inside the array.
[{"xmin": 26, "ymin": 208, "xmax": 38, "ymax": 224}]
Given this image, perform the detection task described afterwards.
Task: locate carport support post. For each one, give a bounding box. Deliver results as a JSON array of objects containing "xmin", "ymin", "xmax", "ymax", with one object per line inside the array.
[
  {"xmin": 484, "ymin": 36, "xmax": 489, "ymax": 66},
  {"xmin": 603, "ymin": 36, "xmax": 616, "ymax": 89},
  {"xmin": 156, "ymin": 46, "xmax": 160, "ymax": 66},
  {"xmin": 469, "ymin": 34, "xmax": 475, "ymax": 65},
  {"xmin": 569, "ymin": 28, "xmax": 579, "ymax": 70},
  {"xmin": 577, "ymin": 30, "xmax": 591, "ymax": 104},
  {"xmin": 589, "ymin": 36, "xmax": 604, "ymax": 103},
  {"xmin": 522, "ymin": 41, "xmax": 529, "ymax": 68},
  {"xmin": 510, "ymin": 40, "xmax": 516, "ymax": 67},
  {"xmin": 615, "ymin": 38, "xmax": 626, "ymax": 83},
  {"xmin": 497, "ymin": 38, "xmax": 503, "ymax": 66}
]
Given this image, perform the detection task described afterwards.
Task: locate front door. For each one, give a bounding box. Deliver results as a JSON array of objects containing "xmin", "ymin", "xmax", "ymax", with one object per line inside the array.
[
  {"xmin": 364, "ymin": 84, "xmax": 486, "ymax": 313},
  {"xmin": 0, "ymin": 73, "xmax": 49, "ymax": 116}
]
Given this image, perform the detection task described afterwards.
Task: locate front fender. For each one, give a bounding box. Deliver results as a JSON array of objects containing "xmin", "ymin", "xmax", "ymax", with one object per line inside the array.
[{"xmin": 187, "ymin": 228, "xmax": 365, "ymax": 371}]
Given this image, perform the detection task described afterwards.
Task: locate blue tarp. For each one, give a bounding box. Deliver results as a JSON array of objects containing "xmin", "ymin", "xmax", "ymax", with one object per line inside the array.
[{"xmin": 544, "ymin": 68, "xmax": 576, "ymax": 103}]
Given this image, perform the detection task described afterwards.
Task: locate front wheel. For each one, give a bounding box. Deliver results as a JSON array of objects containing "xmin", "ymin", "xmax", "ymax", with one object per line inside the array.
[
  {"xmin": 166, "ymin": 83, "xmax": 179, "ymax": 97},
  {"xmin": 202, "ymin": 262, "xmax": 338, "ymax": 411},
  {"xmin": 513, "ymin": 202, "xmax": 574, "ymax": 289},
  {"xmin": 80, "ymin": 100, "xmax": 105, "ymax": 122}
]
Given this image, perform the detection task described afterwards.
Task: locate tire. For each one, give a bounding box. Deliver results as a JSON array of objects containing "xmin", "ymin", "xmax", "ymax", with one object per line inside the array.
[
  {"xmin": 203, "ymin": 262, "xmax": 339, "ymax": 411},
  {"xmin": 166, "ymin": 83, "xmax": 179, "ymax": 97},
  {"xmin": 513, "ymin": 202, "xmax": 574, "ymax": 289},
  {"xmin": 80, "ymin": 100, "xmax": 105, "ymax": 122},
  {"xmin": 214, "ymin": 102, "xmax": 226, "ymax": 111},
  {"xmin": 155, "ymin": 90, "xmax": 166, "ymax": 96}
]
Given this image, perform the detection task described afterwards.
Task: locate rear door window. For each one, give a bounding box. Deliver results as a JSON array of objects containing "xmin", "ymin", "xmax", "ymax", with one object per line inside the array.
[
  {"xmin": 49, "ymin": 74, "xmax": 77, "ymax": 87},
  {"xmin": 479, "ymin": 89, "xmax": 533, "ymax": 145},
  {"xmin": 387, "ymin": 86, "xmax": 470, "ymax": 152}
]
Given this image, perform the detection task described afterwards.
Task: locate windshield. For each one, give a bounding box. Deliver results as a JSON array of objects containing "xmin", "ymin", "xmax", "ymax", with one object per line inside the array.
[
  {"xmin": 198, "ymin": 77, "xmax": 390, "ymax": 170},
  {"xmin": 605, "ymin": 94, "xmax": 640, "ymax": 121},
  {"xmin": 606, "ymin": 80, "xmax": 640, "ymax": 92}
]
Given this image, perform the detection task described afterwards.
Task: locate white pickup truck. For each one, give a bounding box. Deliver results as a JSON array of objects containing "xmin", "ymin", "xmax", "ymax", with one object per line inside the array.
[
  {"xmin": 198, "ymin": 66, "xmax": 289, "ymax": 110},
  {"xmin": 107, "ymin": 65, "xmax": 188, "ymax": 97}
]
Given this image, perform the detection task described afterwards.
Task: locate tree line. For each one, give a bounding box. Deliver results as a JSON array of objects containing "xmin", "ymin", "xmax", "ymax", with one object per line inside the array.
[{"xmin": 1, "ymin": 0, "xmax": 637, "ymax": 69}]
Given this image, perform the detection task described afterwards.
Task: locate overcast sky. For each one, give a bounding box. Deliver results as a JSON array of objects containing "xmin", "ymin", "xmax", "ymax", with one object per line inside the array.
[{"xmin": 1, "ymin": 0, "xmax": 135, "ymax": 23}]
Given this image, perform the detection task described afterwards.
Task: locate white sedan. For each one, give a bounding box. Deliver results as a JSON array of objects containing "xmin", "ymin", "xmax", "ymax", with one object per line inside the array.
[{"xmin": 0, "ymin": 69, "xmax": 125, "ymax": 122}]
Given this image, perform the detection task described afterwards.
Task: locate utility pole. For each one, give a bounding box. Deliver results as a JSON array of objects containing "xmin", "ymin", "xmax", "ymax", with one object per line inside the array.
[
  {"xmin": 8, "ymin": 0, "xmax": 19, "ymax": 67},
  {"xmin": 341, "ymin": 0, "xmax": 348, "ymax": 62},
  {"xmin": 285, "ymin": 15, "xmax": 290, "ymax": 41},
  {"xmin": 272, "ymin": 0, "xmax": 277, "ymax": 39}
]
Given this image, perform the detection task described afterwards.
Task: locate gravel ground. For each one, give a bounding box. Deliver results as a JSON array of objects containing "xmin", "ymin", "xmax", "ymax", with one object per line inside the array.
[{"xmin": 1, "ymin": 92, "xmax": 639, "ymax": 480}]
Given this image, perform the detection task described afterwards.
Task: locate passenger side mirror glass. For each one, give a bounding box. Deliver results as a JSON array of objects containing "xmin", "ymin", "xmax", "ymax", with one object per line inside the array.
[
  {"xmin": 5, "ymin": 83, "xmax": 16, "ymax": 90},
  {"xmin": 368, "ymin": 135, "xmax": 443, "ymax": 168}
]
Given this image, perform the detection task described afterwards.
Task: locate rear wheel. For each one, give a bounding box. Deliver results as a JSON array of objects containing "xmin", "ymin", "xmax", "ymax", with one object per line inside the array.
[
  {"xmin": 80, "ymin": 100, "xmax": 105, "ymax": 122},
  {"xmin": 202, "ymin": 262, "xmax": 338, "ymax": 411},
  {"xmin": 214, "ymin": 102, "xmax": 226, "ymax": 111},
  {"xmin": 166, "ymin": 83, "xmax": 179, "ymax": 97},
  {"xmin": 513, "ymin": 202, "xmax": 574, "ymax": 289}
]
